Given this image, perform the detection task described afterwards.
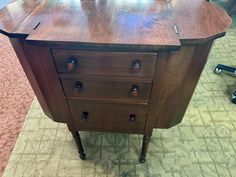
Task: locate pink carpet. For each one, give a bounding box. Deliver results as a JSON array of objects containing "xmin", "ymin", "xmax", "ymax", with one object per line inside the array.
[{"xmin": 0, "ymin": 35, "xmax": 34, "ymax": 176}]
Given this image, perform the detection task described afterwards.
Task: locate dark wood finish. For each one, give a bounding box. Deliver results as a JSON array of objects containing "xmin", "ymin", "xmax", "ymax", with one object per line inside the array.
[
  {"xmin": 72, "ymin": 131, "xmax": 86, "ymax": 160},
  {"xmin": 0, "ymin": 0, "xmax": 231, "ymax": 162},
  {"xmin": 0, "ymin": 0, "xmax": 231, "ymax": 48},
  {"xmin": 13, "ymin": 0, "xmax": 57, "ymax": 35},
  {"xmin": 61, "ymin": 77, "xmax": 152, "ymax": 102},
  {"xmin": 27, "ymin": 0, "xmax": 180, "ymax": 48},
  {"xmin": 173, "ymin": 0, "xmax": 232, "ymax": 43},
  {"xmin": 68, "ymin": 100, "xmax": 148, "ymax": 134},
  {"xmin": 25, "ymin": 0, "xmax": 231, "ymax": 45},
  {"xmin": 9, "ymin": 38, "xmax": 52, "ymax": 119},
  {"xmin": 139, "ymin": 136, "xmax": 151, "ymax": 163},
  {"xmin": 0, "ymin": 0, "xmax": 41, "ymax": 37},
  {"xmin": 11, "ymin": 40, "xmax": 78, "ymax": 132},
  {"xmin": 145, "ymin": 42, "xmax": 213, "ymax": 131},
  {"xmin": 52, "ymin": 50, "xmax": 157, "ymax": 78}
]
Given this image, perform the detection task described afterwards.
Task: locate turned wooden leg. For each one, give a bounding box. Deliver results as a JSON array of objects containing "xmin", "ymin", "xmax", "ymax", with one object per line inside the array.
[
  {"xmin": 72, "ymin": 131, "xmax": 86, "ymax": 160},
  {"xmin": 139, "ymin": 135, "xmax": 151, "ymax": 163}
]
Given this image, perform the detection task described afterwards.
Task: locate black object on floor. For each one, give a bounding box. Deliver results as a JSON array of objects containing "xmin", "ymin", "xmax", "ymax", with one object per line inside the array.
[
  {"xmin": 214, "ymin": 64, "xmax": 236, "ymax": 75},
  {"xmin": 214, "ymin": 64, "xmax": 236, "ymax": 104},
  {"xmin": 232, "ymin": 90, "xmax": 236, "ymax": 104}
]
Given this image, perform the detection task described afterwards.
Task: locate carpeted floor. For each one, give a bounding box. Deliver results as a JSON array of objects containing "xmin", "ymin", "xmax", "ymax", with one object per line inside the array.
[
  {"xmin": 0, "ymin": 35, "xmax": 34, "ymax": 176},
  {"xmin": 1, "ymin": 15, "xmax": 236, "ymax": 177}
]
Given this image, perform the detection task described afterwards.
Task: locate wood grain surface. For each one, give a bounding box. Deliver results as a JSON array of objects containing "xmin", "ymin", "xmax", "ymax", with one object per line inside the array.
[
  {"xmin": 0, "ymin": 0, "xmax": 232, "ymax": 162},
  {"xmin": 0, "ymin": 0, "xmax": 231, "ymax": 47},
  {"xmin": 145, "ymin": 41, "xmax": 213, "ymax": 130},
  {"xmin": 173, "ymin": 0, "xmax": 232, "ymax": 43},
  {"xmin": 10, "ymin": 38, "xmax": 52, "ymax": 119},
  {"xmin": 27, "ymin": 0, "xmax": 180, "ymax": 47},
  {"xmin": 68, "ymin": 99, "xmax": 148, "ymax": 134},
  {"xmin": 61, "ymin": 77, "xmax": 152, "ymax": 102},
  {"xmin": 0, "ymin": 0, "xmax": 41, "ymax": 37},
  {"xmin": 52, "ymin": 50, "xmax": 157, "ymax": 77}
]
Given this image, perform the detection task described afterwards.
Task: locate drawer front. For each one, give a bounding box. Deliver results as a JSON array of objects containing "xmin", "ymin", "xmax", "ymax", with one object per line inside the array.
[
  {"xmin": 61, "ymin": 77, "xmax": 152, "ymax": 101},
  {"xmin": 52, "ymin": 50, "xmax": 157, "ymax": 78},
  {"xmin": 68, "ymin": 100, "xmax": 148, "ymax": 133}
]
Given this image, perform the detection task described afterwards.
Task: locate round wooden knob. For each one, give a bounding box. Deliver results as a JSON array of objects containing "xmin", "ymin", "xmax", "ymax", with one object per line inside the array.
[
  {"xmin": 130, "ymin": 85, "xmax": 139, "ymax": 97},
  {"xmin": 129, "ymin": 114, "xmax": 136, "ymax": 122},
  {"xmin": 131, "ymin": 59, "xmax": 141, "ymax": 73},
  {"xmin": 74, "ymin": 81, "xmax": 83, "ymax": 92},
  {"xmin": 82, "ymin": 111, "xmax": 89, "ymax": 121},
  {"xmin": 66, "ymin": 57, "xmax": 77, "ymax": 71}
]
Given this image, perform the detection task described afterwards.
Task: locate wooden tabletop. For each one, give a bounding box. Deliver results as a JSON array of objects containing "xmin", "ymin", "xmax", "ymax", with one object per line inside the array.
[{"xmin": 0, "ymin": 0, "xmax": 231, "ymax": 49}]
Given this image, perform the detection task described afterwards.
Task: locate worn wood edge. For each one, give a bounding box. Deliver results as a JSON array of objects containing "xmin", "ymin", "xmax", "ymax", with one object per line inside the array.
[
  {"xmin": 66, "ymin": 97, "xmax": 149, "ymax": 105},
  {"xmin": 52, "ymin": 48, "xmax": 158, "ymax": 55},
  {"xmin": 65, "ymin": 97, "xmax": 150, "ymax": 104},
  {"xmin": 180, "ymin": 32, "xmax": 226, "ymax": 45},
  {"xmin": 59, "ymin": 74, "xmax": 153, "ymax": 82},
  {"xmin": 25, "ymin": 40, "xmax": 181, "ymax": 52},
  {"xmin": 25, "ymin": 31, "xmax": 227, "ymax": 47}
]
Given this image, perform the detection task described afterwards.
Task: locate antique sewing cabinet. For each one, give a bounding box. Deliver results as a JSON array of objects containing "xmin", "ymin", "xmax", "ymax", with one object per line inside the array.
[{"xmin": 0, "ymin": 0, "xmax": 231, "ymax": 162}]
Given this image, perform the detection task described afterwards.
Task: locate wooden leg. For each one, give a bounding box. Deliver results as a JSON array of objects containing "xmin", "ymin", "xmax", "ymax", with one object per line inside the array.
[
  {"xmin": 139, "ymin": 135, "xmax": 151, "ymax": 163},
  {"xmin": 72, "ymin": 131, "xmax": 86, "ymax": 160}
]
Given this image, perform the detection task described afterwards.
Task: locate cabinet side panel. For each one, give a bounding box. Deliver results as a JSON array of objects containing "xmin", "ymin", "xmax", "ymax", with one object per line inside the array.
[
  {"xmin": 10, "ymin": 39, "xmax": 77, "ymax": 130},
  {"xmin": 10, "ymin": 38, "xmax": 52, "ymax": 119},
  {"xmin": 146, "ymin": 41, "xmax": 213, "ymax": 130},
  {"xmin": 23, "ymin": 42, "xmax": 74, "ymax": 124},
  {"xmin": 167, "ymin": 41, "xmax": 213, "ymax": 127}
]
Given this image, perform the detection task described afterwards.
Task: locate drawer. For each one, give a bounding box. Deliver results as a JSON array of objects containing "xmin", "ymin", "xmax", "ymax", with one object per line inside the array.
[
  {"xmin": 61, "ymin": 77, "xmax": 152, "ymax": 101},
  {"xmin": 52, "ymin": 50, "xmax": 157, "ymax": 78},
  {"xmin": 68, "ymin": 100, "xmax": 148, "ymax": 133}
]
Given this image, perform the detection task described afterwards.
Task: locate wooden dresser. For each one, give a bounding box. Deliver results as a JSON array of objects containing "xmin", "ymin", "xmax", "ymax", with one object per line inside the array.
[{"xmin": 0, "ymin": 0, "xmax": 231, "ymax": 163}]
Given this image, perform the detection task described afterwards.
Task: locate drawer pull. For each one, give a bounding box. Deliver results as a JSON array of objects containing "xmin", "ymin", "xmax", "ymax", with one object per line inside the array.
[
  {"xmin": 74, "ymin": 81, "xmax": 83, "ymax": 92},
  {"xmin": 132, "ymin": 59, "xmax": 141, "ymax": 73},
  {"xmin": 66, "ymin": 57, "xmax": 77, "ymax": 71},
  {"xmin": 130, "ymin": 85, "xmax": 139, "ymax": 97},
  {"xmin": 129, "ymin": 114, "xmax": 136, "ymax": 122},
  {"xmin": 82, "ymin": 111, "xmax": 89, "ymax": 121}
]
